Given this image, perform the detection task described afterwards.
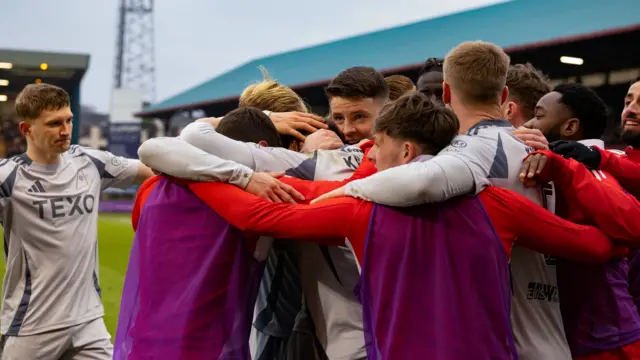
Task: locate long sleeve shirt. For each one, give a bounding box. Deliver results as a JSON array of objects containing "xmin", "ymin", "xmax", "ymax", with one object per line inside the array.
[
  {"xmin": 138, "ymin": 121, "xmax": 366, "ymax": 182},
  {"xmin": 534, "ymin": 149, "xmax": 640, "ymax": 246},
  {"xmin": 597, "ymin": 146, "xmax": 640, "ymax": 323},
  {"xmin": 180, "ymin": 178, "xmax": 617, "ymax": 265},
  {"xmin": 596, "ymin": 146, "xmax": 640, "ymax": 199}
]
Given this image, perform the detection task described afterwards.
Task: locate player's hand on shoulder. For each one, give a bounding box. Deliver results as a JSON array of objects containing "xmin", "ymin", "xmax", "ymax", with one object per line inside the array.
[
  {"xmin": 520, "ymin": 151, "xmax": 549, "ymax": 187},
  {"xmin": 514, "ymin": 127, "xmax": 549, "ymax": 150},
  {"xmin": 269, "ymin": 112, "xmax": 328, "ymax": 142},
  {"xmin": 245, "ymin": 171, "xmax": 305, "ymax": 204},
  {"xmin": 549, "ymin": 140, "xmax": 601, "ymax": 169},
  {"xmin": 310, "ymin": 185, "xmax": 346, "ymax": 204},
  {"xmin": 301, "ymin": 129, "xmax": 344, "ymax": 152}
]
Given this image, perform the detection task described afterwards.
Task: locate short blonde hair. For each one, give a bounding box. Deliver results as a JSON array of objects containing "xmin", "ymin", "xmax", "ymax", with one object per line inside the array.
[
  {"xmin": 239, "ymin": 67, "xmax": 307, "ymax": 113},
  {"xmin": 443, "ymin": 41, "xmax": 510, "ymax": 105},
  {"xmin": 384, "ymin": 75, "xmax": 416, "ymax": 101}
]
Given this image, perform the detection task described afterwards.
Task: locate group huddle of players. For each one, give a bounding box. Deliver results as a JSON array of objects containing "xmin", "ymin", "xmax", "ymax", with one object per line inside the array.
[{"xmin": 2, "ymin": 40, "xmax": 640, "ymax": 360}]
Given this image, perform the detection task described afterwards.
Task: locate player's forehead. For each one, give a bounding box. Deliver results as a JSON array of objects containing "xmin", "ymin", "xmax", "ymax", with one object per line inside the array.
[
  {"xmin": 38, "ymin": 106, "xmax": 73, "ymax": 124},
  {"xmin": 330, "ymin": 97, "xmax": 376, "ymax": 115},
  {"xmin": 627, "ymin": 81, "xmax": 640, "ymax": 99},
  {"xmin": 535, "ymin": 92, "xmax": 565, "ymax": 114}
]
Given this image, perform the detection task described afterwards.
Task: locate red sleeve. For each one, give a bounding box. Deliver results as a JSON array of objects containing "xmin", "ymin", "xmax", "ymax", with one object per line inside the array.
[
  {"xmin": 187, "ymin": 182, "xmax": 373, "ymax": 247},
  {"xmin": 276, "ymin": 150, "xmax": 378, "ymax": 201},
  {"xmin": 597, "ymin": 147, "xmax": 640, "ymax": 198},
  {"xmin": 346, "ymin": 157, "xmax": 377, "ymax": 181},
  {"xmin": 479, "ymin": 187, "xmax": 620, "ymax": 264},
  {"xmin": 183, "ymin": 142, "xmax": 379, "ymax": 204},
  {"xmin": 131, "ymin": 176, "xmax": 162, "ymax": 231},
  {"xmin": 165, "ymin": 173, "xmax": 344, "ymax": 202},
  {"xmin": 279, "ymin": 177, "xmax": 345, "ymax": 202},
  {"xmin": 536, "ymin": 150, "xmax": 640, "ymax": 245},
  {"xmin": 346, "ymin": 140, "xmax": 377, "ymax": 181}
]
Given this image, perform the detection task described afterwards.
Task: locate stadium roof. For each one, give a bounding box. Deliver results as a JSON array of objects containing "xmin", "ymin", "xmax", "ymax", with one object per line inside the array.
[
  {"xmin": 138, "ymin": 0, "xmax": 640, "ymax": 117},
  {"xmin": 0, "ymin": 49, "xmax": 90, "ymax": 102}
]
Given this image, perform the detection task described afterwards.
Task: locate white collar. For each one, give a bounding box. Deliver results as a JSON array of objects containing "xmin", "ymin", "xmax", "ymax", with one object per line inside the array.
[{"xmin": 410, "ymin": 155, "xmax": 435, "ymax": 163}]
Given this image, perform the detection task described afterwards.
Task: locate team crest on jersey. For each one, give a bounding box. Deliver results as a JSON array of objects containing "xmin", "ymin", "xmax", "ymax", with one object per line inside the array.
[
  {"xmin": 77, "ymin": 170, "xmax": 89, "ymax": 189},
  {"xmin": 111, "ymin": 156, "xmax": 124, "ymax": 167}
]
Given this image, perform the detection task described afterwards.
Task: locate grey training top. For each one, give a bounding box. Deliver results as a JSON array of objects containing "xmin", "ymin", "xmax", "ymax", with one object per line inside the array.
[{"xmin": 0, "ymin": 145, "xmax": 139, "ymax": 336}]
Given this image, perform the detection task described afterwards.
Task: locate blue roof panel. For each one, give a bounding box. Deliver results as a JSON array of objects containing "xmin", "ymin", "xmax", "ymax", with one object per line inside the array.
[{"xmin": 145, "ymin": 0, "xmax": 640, "ymax": 114}]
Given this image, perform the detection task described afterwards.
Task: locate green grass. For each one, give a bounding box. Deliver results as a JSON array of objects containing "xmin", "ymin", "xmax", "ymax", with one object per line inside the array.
[{"xmin": 0, "ymin": 213, "xmax": 134, "ymax": 337}]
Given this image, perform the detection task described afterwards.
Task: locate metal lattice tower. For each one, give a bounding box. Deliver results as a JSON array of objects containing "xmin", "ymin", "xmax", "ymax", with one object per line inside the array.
[{"xmin": 114, "ymin": 0, "xmax": 156, "ymax": 104}]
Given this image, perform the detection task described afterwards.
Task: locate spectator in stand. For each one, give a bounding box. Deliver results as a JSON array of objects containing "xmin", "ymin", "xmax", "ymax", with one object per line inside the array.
[{"xmin": 0, "ymin": 104, "xmax": 27, "ymax": 157}]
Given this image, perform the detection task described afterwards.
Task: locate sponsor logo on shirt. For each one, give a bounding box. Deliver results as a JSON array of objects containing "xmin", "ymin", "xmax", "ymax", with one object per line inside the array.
[
  {"xmin": 543, "ymin": 255, "xmax": 557, "ymax": 267},
  {"xmin": 32, "ymin": 194, "xmax": 96, "ymax": 219},
  {"xmin": 342, "ymin": 155, "xmax": 361, "ymax": 170},
  {"xmin": 527, "ymin": 282, "xmax": 559, "ymax": 303},
  {"xmin": 451, "ymin": 140, "xmax": 467, "ymax": 148},
  {"xmin": 442, "ymin": 147, "xmax": 462, "ymax": 154},
  {"xmin": 341, "ymin": 146, "xmax": 364, "ymax": 154}
]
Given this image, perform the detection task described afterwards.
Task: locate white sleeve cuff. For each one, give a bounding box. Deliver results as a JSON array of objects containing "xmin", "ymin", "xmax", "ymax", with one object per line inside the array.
[{"xmin": 229, "ymin": 166, "xmax": 254, "ymax": 189}]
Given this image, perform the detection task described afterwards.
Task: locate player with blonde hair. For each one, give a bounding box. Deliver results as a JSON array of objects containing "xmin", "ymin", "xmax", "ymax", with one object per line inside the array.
[
  {"xmin": 239, "ymin": 71, "xmax": 332, "ymax": 358},
  {"xmin": 240, "ymin": 67, "xmax": 308, "ymax": 114}
]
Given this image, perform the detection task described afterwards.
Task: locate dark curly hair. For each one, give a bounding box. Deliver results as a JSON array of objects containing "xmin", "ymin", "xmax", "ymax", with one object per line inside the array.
[
  {"xmin": 418, "ymin": 58, "xmax": 443, "ymax": 76},
  {"xmin": 553, "ymin": 83, "xmax": 608, "ymax": 140}
]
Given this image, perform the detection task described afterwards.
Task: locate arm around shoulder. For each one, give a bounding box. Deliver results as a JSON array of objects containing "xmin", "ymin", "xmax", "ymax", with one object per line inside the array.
[
  {"xmin": 345, "ymin": 154, "xmax": 476, "ymax": 206},
  {"xmin": 137, "ymin": 137, "xmax": 254, "ymax": 188}
]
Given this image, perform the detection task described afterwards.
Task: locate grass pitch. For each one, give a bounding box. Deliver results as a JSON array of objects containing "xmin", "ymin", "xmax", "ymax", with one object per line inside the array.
[{"xmin": 0, "ymin": 212, "xmax": 134, "ymax": 337}]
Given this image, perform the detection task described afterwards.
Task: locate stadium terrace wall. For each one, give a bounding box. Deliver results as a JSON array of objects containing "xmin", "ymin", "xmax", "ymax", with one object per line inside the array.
[
  {"xmin": 99, "ymin": 200, "xmax": 135, "ymax": 213},
  {"xmin": 0, "ymin": 49, "xmax": 90, "ymax": 148},
  {"xmin": 136, "ymin": 0, "xmax": 640, "ymax": 122}
]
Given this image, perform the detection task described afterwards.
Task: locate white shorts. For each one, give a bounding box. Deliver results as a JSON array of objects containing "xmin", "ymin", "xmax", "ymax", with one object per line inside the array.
[{"xmin": 1, "ymin": 317, "xmax": 112, "ymax": 360}]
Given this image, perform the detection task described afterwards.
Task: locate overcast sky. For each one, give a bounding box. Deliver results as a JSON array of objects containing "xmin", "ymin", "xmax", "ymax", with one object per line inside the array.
[{"xmin": 1, "ymin": 0, "xmax": 504, "ymax": 112}]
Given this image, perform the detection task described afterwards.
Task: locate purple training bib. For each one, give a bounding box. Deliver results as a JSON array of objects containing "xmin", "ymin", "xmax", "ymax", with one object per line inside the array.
[
  {"xmin": 558, "ymin": 258, "xmax": 640, "ymax": 356},
  {"xmin": 358, "ymin": 196, "xmax": 517, "ymax": 360},
  {"xmin": 114, "ymin": 178, "xmax": 264, "ymax": 360}
]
